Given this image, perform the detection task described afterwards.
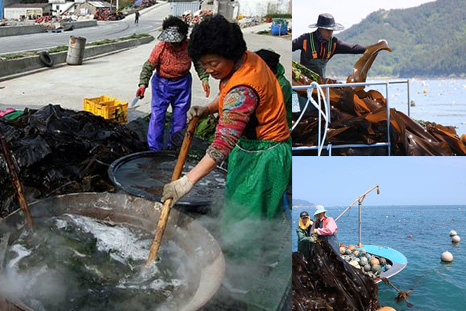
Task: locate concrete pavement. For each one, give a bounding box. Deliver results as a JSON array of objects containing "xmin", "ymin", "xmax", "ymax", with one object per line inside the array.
[{"xmin": 0, "ymin": 24, "xmax": 291, "ymax": 122}]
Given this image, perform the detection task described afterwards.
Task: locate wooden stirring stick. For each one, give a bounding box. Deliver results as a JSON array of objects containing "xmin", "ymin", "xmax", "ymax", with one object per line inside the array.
[
  {"xmin": 0, "ymin": 124, "xmax": 34, "ymax": 228},
  {"xmin": 146, "ymin": 117, "xmax": 198, "ymax": 266}
]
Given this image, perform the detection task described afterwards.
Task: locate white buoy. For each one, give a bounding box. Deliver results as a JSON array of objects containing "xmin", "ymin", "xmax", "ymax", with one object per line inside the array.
[
  {"xmin": 441, "ymin": 251, "xmax": 453, "ymax": 262},
  {"xmin": 450, "ymin": 230, "xmax": 458, "ymax": 236},
  {"xmin": 452, "ymin": 235, "xmax": 461, "ymax": 243}
]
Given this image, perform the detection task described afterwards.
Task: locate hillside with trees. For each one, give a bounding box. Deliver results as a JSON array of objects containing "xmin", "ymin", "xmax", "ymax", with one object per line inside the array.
[
  {"xmin": 326, "ymin": 0, "xmax": 466, "ymax": 78},
  {"xmin": 292, "ymin": 199, "xmax": 315, "ymax": 208}
]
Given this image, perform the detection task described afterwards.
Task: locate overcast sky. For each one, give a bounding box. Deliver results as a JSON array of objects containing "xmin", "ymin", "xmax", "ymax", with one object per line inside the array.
[
  {"xmin": 292, "ymin": 0, "xmax": 436, "ymax": 38},
  {"xmin": 293, "ymin": 157, "xmax": 466, "ymax": 206}
]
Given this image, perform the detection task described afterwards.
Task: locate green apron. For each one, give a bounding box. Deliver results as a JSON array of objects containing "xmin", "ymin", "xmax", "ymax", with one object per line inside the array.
[
  {"xmin": 222, "ymin": 137, "xmax": 291, "ymax": 225},
  {"xmin": 296, "ymin": 225, "xmax": 314, "ymax": 260},
  {"xmin": 307, "ymin": 32, "xmax": 333, "ymax": 78},
  {"xmin": 220, "ymin": 137, "xmax": 291, "ymax": 259},
  {"xmin": 219, "ymin": 138, "xmax": 291, "ymax": 309},
  {"xmin": 308, "ymin": 58, "xmax": 328, "ymax": 79}
]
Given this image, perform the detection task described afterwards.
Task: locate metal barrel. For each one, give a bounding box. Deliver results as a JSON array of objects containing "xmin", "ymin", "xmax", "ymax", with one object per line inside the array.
[{"xmin": 66, "ymin": 36, "xmax": 87, "ymax": 65}]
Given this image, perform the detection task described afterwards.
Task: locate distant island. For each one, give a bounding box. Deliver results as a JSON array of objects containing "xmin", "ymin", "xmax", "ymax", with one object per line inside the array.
[
  {"xmin": 325, "ymin": 0, "xmax": 466, "ymax": 78},
  {"xmin": 292, "ymin": 199, "xmax": 315, "ymax": 209}
]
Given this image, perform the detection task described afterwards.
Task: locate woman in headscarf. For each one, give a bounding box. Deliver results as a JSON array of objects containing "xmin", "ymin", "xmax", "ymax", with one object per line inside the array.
[{"xmin": 136, "ymin": 16, "xmax": 210, "ymax": 150}]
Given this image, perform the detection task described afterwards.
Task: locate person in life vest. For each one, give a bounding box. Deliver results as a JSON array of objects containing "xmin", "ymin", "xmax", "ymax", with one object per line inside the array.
[
  {"xmin": 296, "ymin": 211, "xmax": 315, "ymax": 260},
  {"xmin": 292, "ymin": 13, "xmax": 366, "ymax": 79},
  {"xmin": 311, "ymin": 205, "xmax": 340, "ymax": 256},
  {"xmin": 161, "ymin": 14, "xmax": 291, "ymax": 296},
  {"xmin": 162, "ymin": 15, "xmax": 290, "ymax": 223}
]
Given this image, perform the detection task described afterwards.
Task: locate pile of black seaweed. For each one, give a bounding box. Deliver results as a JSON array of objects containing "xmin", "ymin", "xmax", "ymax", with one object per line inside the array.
[
  {"xmin": 0, "ymin": 105, "xmax": 147, "ymax": 217},
  {"xmin": 292, "ymin": 240, "xmax": 380, "ymax": 311}
]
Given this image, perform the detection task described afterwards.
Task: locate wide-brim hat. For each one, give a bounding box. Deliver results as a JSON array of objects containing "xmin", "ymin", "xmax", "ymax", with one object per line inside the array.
[
  {"xmin": 309, "ymin": 13, "xmax": 344, "ymax": 31},
  {"xmin": 314, "ymin": 206, "xmax": 327, "ymax": 216},
  {"xmin": 157, "ymin": 26, "xmax": 185, "ymax": 43}
]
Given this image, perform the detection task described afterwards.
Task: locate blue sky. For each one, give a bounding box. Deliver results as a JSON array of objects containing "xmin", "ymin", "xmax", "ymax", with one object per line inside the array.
[
  {"xmin": 292, "ymin": 157, "xmax": 466, "ymax": 206},
  {"xmin": 293, "ymin": 0, "xmax": 436, "ymax": 39}
]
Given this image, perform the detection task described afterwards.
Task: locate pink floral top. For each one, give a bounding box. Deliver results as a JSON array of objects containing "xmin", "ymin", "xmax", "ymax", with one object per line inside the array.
[
  {"xmin": 147, "ymin": 41, "xmax": 192, "ymax": 79},
  {"xmin": 206, "ymin": 86, "xmax": 259, "ymax": 163}
]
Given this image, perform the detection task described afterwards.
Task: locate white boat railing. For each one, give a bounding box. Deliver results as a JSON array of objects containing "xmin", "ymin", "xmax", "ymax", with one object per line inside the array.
[{"xmin": 292, "ymin": 79, "xmax": 411, "ymax": 156}]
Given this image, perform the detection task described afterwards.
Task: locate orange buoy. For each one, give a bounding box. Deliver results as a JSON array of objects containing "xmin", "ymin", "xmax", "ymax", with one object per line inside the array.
[
  {"xmin": 377, "ymin": 307, "xmax": 396, "ymax": 311},
  {"xmin": 409, "ymin": 234, "xmax": 413, "ymax": 238},
  {"xmin": 370, "ymin": 258, "xmax": 380, "ymax": 266}
]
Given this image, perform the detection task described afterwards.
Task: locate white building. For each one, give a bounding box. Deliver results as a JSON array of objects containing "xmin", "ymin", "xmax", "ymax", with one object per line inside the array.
[
  {"xmin": 48, "ymin": 0, "xmax": 82, "ymax": 17},
  {"xmin": 4, "ymin": 3, "xmax": 52, "ymax": 19}
]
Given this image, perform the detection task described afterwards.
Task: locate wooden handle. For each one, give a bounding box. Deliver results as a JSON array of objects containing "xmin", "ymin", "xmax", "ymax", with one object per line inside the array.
[
  {"xmin": 0, "ymin": 125, "xmax": 34, "ymax": 229},
  {"xmin": 146, "ymin": 117, "xmax": 199, "ymax": 265}
]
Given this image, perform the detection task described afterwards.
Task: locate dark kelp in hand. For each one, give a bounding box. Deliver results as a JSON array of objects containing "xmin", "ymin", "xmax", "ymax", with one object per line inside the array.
[
  {"xmin": 292, "ymin": 240, "xmax": 380, "ymax": 311},
  {"xmin": 292, "ymin": 41, "xmax": 466, "ymax": 155}
]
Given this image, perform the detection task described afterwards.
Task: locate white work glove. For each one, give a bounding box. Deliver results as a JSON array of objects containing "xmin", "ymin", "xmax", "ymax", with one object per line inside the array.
[
  {"xmin": 162, "ymin": 175, "xmax": 194, "ymax": 206},
  {"xmin": 187, "ymin": 105, "xmax": 209, "ymax": 123}
]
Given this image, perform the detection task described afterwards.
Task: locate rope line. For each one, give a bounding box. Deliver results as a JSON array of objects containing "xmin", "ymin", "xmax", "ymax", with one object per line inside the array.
[{"xmin": 291, "ymin": 82, "xmax": 329, "ymax": 156}]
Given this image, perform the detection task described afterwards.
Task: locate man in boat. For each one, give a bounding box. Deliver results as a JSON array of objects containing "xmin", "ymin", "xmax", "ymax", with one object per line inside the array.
[
  {"xmin": 296, "ymin": 211, "xmax": 315, "ymax": 260},
  {"xmin": 292, "ymin": 13, "xmax": 366, "ymax": 79},
  {"xmin": 311, "ymin": 205, "xmax": 340, "ymax": 255}
]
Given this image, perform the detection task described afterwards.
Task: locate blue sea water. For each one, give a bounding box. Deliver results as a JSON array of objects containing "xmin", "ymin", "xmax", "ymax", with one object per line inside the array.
[
  {"xmin": 292, "ymin": 205, "xmax": 466, "ymax": 310},
  {"xmin": 367, "ymin": 79, "xmax": 466, "ymax": 136}
]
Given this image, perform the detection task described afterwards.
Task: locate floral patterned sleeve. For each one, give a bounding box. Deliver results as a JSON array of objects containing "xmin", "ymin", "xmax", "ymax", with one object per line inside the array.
[{"xmin": 206, "ymin": 86, "xmax": 259, "ymax": 163}]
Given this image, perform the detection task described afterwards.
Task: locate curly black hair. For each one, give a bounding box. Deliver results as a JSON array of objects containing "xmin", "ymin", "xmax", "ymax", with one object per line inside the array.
[
  {"xmin": 162, "ymin": 15, "xmax": 189, "ymax": 37},
  {"xmin": 188, "ymin": 15, "xmax": 247, "ymax": 62}
]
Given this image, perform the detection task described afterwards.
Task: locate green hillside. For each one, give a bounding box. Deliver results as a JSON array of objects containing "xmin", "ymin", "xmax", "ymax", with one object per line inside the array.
[{"xmin": 326, "ymin": 0, "xmax": 466, "ymax": 78}]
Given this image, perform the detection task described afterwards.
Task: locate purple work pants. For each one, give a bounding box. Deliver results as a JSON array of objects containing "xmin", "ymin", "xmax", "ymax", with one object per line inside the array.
[{"xmin": 148, "ymin": 72, "xmax": 192, "ymax": 150}]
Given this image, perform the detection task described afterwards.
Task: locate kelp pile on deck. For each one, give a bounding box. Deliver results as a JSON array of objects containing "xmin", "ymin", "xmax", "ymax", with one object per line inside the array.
[
  {"xmin": 0, "ymin": 105, "xmax": 146, "ymax": 217},
  {"xmin": 292, "ymin": 241, "xmax": 380, "ymax": 311},
  {"xmin": 292, "ymin": 41, "xmax": 466, "ymax": 155}
]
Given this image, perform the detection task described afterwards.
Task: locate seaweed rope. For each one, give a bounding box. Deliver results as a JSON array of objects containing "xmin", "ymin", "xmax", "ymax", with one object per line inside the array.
[
  {"xmin": 380, "ymin": 263, "xmax": 448, "ymax": 309},
  {"xmin": 385, "ymin": 263, "xmax": 448, "ymax": 309},
  {"xmin": 381, "ymin": 277, "xmax": 412, "ymax": 305}
]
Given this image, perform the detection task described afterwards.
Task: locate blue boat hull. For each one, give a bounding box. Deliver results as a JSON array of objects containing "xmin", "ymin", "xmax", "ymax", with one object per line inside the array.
[{"xmin": 356, "ymin": 245, "xmax": 408, "ymax": 283}]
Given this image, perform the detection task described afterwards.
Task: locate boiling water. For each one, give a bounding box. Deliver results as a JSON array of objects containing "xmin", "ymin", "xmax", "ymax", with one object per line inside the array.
[{"xmin": 0, "ymin": 214, "xmax": 192, "ymax": 311}]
